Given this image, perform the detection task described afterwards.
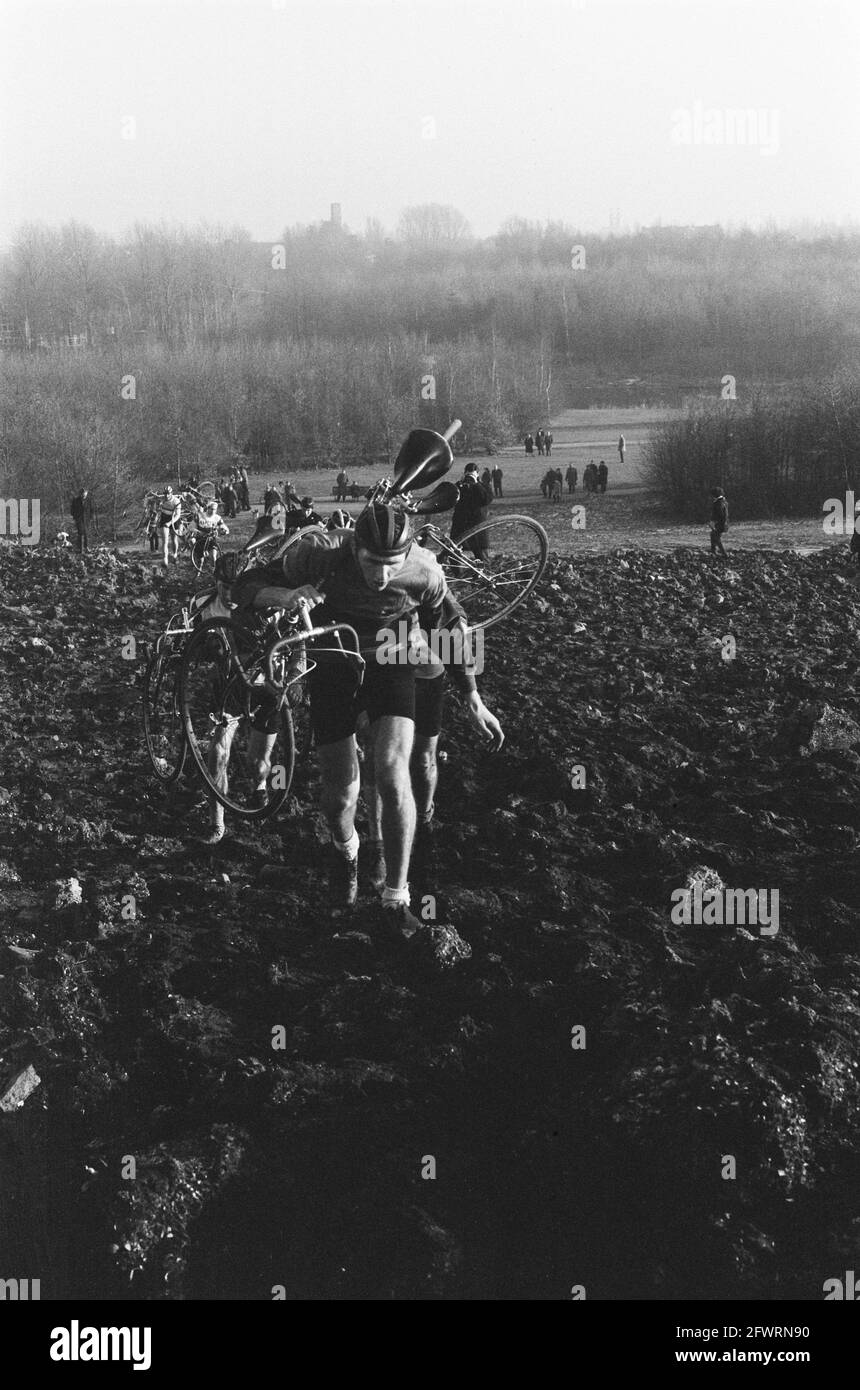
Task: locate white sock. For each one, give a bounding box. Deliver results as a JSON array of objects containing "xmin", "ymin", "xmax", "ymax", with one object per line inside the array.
[
  {"xmin": 382, "ymin": 885, "xmax": 410, "ymax": 908},
  {"xmin": 332, "ymin": 830, "xmax": 359, "ymax": 862}
]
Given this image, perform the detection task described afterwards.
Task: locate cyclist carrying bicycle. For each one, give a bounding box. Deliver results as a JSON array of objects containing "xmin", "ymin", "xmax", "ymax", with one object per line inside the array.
[
  {"xmin": 156, "ymin": 486, "xmax": 183, "ymax": 568},
  {"xmin": 191, "ymin": 498, "xmax": 229, "ymax": 569},
  {"xmin": 232, "ymin": 501, "xmax": 503, "ymax": 940}
]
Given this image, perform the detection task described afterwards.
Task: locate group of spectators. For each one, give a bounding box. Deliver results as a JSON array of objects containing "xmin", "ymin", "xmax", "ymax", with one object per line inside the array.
[
  {"xmin": 583, "ymin": 461, "xmax": 609, "ymax": 493},
  {"xmin": 524, "ymin": 429, "xmax": 554, "ymax": 456},
  {"xmin": 478, "ymin": 465, "xmax": 504, "ymax": 497},
  {"xmin": 210, "ymin": 463, "xmax": 251, "ymax": 518}
]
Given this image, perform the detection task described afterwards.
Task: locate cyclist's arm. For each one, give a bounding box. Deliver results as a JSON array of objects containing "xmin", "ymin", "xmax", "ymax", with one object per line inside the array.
[
  {"xmin": 233, "ymin": 543, "xmax": 330, "ymax": 614},
  {"xmin": 417, "ymin": 577, "xmax": 478, "ymax": 697}
]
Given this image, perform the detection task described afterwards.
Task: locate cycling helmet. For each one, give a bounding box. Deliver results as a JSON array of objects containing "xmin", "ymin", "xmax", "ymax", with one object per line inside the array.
[
  {"xmin": 354, "ymin": 502, "xmax": 412, "ymax": 556},
  {"xmin": 327, "ymin": 509, "xmax": 352, "ymax": 531}
]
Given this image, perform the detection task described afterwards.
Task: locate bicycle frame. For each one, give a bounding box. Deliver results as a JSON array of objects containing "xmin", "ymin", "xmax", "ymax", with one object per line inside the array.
[{"xmin": 212, "ymin": 606, "xmax": 364, "ymax": 710}]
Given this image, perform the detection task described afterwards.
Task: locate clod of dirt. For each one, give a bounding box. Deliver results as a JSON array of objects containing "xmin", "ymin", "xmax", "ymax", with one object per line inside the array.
[
  {"xmin": 804, "ymin": 704, "xmax": 860, "ymax": 754},
  {"xmin": 0, "ymin": 1063, "xmax": 42, "ymax": 1112}
]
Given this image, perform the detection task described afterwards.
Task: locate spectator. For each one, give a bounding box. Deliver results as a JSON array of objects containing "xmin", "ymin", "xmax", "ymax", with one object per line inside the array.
[
  {"xmin": 491, "ymin": 464, "xmax": 503, "ymax": 498},
  {"xmin": 584, "ymin": 462, "xmax": 597, "ymax": 493},
  {"xmin": 283, "ymin": 496, "xmax": 324, "ymax": 532},
  {"xmin": 237, "ymin": 465, "xmax": 251, "ymax": 511},
  {"xmin": 545, "ymin": 430, "xmax": 553, "ymax": 456},
  {"xmin": 618, "ymin": 434, "xmax": 625, "ymax": 464},
  {"xmin": 540, "ymin": 470, "xmax": 550, "ymax": 498},
  {"xmin": 335, "ymin": 469, "xmax": 350, "ymax": 502},
  {"xmin": 597, "ymin": 461, "xmax": 608, "ymax": 494},
  {"xmin": 70, "ymin": 488, "xmax": 95, "ymax": 553},
  {"xmin": 535, "ymin": 429, "xmax": 545, "ymax": 456},
  {"xmin": 565, "ymin": 464, "xmax": 577, "ymax": 494},
  {"xmin": 263, "ymin": 483, "xmax": 282, "ymax": 515},
  {"xmin": 481, "ymin": 466, "xmax": 492, "ymax": 490},
  {"xmin": 451, "ymin": 462, "xmax": 492, "ymax": 556},
  {"xmin": 709, "ymin": 486, "xmax": 728, "ymax": 558},
  {"xmin": 524, "ymin": 433, "xmax": 534, "ymax": 455},
  {"xmin": 222, "ymin": 480, "xmax": 239, "ymax": 519}
]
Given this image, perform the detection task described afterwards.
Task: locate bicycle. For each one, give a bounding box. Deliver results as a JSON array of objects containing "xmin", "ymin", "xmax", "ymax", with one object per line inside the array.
[
  {"xmin": 159, "ymin": 420, "xmax": 548, "ymax": 818},
  {"xmin": 363, "ymin": 419, "xmax": 548, "ymax": 632},
  {"xmin": 178, "ymin": 596, "xmax": 361, "ymax": 819},
  {"xmin": 141, "ymin": 517, "xmax": 323, "ymax": 791}
]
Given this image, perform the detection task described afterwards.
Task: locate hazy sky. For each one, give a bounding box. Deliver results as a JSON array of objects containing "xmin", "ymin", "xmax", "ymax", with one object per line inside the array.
[{"xmin": 1, "ymin": 0, "xmax": 859, "ymax": 248}]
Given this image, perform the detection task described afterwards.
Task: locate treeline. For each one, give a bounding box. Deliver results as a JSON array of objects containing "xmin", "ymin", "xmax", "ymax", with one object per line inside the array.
[
  {"xmin": 2, "ymin": 217, "xmax": 860, "ymax": 381},
  {"xmin": 0, "ymin": 337, "xmax": 546, "ymax": 537},
  {"xmin": 642, "ymin": 372, "xmax": 860, "ymax": 519}
]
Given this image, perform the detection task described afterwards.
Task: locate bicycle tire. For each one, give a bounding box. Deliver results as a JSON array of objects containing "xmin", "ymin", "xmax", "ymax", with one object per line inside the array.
[
  {"xmin": 433, "ymin": 515, "xmax": 548, "ymax": 631},
  {"xmin": 178, "ymin": 617, "xmax": 294, "ymax": 819},
  {"xmin": 142, "ymin": 647, "xmax": 187, "ymax": 783}
]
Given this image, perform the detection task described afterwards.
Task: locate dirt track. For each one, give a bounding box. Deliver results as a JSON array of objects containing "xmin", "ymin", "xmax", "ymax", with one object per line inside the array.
[{"xmin": 1, "ymin": 542, "xmax": 860, "ymax": 1299}]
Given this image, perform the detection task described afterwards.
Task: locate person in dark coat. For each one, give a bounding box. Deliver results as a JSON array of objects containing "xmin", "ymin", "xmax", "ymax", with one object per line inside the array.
[
  {"xmin": 263, "ymin": 483, "xmax": 283, "ymax": 515},
  {"xmin": 535, "ymin": 429, "xmax": 545, "ymax": 456},
  {"xmin": 524, "ymin": 434, "xmax": 534, "ymax": 455},
  {"xmin": 491, "ymin": 465, "xmax": 503, "ymax": 498},
  {"xmin": 597, "ymin": 460, "xmax": 608, "ymax": 493},
  {"xmin": 70, "ymin": 488, "xmax": 95, "ymax": 552},
  {"xmin": 481, "ymin": 466, "xmax": 492, "ymax": 490},
  {"xmin": 451, "ymin": 462, "xmax": 492, "ymax": 556},
  {"xmin": 237, "ymin": 465, "xmax": 251, "ymax": 510},
  {"xmin": 222, "ymin": 481, "xmax": 238, "ymax": 519},
  {"xmin": 709, "ymin": 486, "xmax": 728, "ymax": 557},
  {"xmin": 283, "ymin": 496, "xmax": 325, "ymax": 533},
  {"xmin": 545, "ymin": 430, "xmax": 553, "ymax": 456},
  {"xmin": 565, "ymin": 464, "xmax": 577, "ymax": 494}
]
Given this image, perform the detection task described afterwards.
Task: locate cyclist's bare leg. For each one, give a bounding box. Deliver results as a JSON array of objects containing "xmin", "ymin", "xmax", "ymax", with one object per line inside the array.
[
  {"xmin": 202, "ymin": 721, "xmax": 236, "ymax": 842},
  {"xmin": 248, "ymin": 729, "xmax": 278, "ymax": 790},
  {"xmin": 411, "ymin": 733, "xmax": 438, "ymax": 823},
  {"xmin": 317, "ymin": 735, "xmax": 361, "ymax": 843},
  {"xmin": 370, "ymin": 714, "xmax": 416, "ymax": 891},
  {"xmin": 367, "ymin": 731, "xmax": 436, "ymax": 827},
  {"xmin": 159, "ymin": 525, "xmax": 171, "ymax": 567}
]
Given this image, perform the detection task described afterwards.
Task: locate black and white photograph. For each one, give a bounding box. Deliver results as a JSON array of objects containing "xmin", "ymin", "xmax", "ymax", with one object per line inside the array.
[{"xmin": 1, "ymin": 0, "xmax": 860, "ymax": 1348}]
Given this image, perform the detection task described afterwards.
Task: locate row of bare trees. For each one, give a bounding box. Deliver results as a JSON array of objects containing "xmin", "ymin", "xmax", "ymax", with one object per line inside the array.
[
  {"xmin": 3, "ymin": 219, "xmax": 860, "ymax": 380},
  {"xmin": 642, "ymin": 372, "xmax": 860, "ymax": 518}
]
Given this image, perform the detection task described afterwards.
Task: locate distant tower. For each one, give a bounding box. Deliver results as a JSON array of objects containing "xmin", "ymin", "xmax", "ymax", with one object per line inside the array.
[{"xmin": 330, "ymin": 203, "xmax": 342, "ymax": 229}]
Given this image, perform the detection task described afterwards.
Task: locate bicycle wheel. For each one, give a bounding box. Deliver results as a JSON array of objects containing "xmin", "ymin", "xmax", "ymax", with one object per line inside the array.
[
  {"xmin": 142, "ymin": 645, "xmax": 187, "ymax": 783},
  {"xmin": 179, "ymin": 618, "xmax": 294, "ymax": 819},
  {"xmin": 196, "ymin": 479, "xmax": 217, "ymax": 500},
  {"xmin": 190, "ymin": 535, "xmax": 218, "ymax": 576},
  {"xmin": 430, "ymin": 515, "xmax": 548, "ymax": 631}
]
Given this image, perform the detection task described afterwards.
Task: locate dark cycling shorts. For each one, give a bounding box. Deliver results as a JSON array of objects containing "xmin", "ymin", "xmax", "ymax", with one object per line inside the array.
[
  {"xmin": 414, "ymin": 672, "xmax": 445, "ymax": 739},
  {"xmin": 308, "ymin": 652, "xmax": 416, "ymax": 746}
]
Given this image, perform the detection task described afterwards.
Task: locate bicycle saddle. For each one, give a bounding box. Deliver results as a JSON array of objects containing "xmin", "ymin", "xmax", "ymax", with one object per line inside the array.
[
  {"xmin": 390, "ymin": 428, "xmax": 454, "ymax": 497},
  {"xmin": 245, "ymin": 518, "xmax": 285, "ymax": 551}
]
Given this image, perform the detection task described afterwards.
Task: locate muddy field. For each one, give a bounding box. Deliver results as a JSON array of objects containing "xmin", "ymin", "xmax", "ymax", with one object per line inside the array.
[{"xmin": 1, "ymin": 540, "xmax": 860, "ymax": 1300}]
